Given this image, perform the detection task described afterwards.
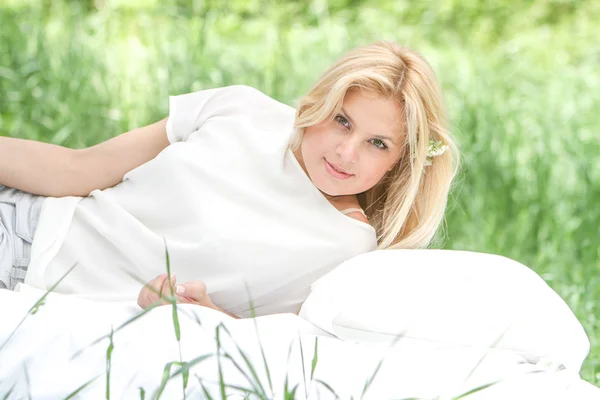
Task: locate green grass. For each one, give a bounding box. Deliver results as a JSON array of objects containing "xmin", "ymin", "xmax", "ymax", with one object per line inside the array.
[{"xmin": 1, "ymin": 0, "xmax": 599, "ymax": 388}]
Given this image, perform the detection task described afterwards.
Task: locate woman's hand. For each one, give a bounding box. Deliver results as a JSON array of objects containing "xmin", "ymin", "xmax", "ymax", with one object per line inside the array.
[
  {"xmin": 172, "ymin": 280, "xmax": 215, "ymax": 309},
  {"xmin": 137, "ymin": 273, "xmax": 175, "ymax": 308},
  {"xmin": 137, "ymin": 274, "xmax": 239, "ymax": 319},
  {"xmin": 137, "ymin": 273, "xmax": 214, "ymax": 309}
]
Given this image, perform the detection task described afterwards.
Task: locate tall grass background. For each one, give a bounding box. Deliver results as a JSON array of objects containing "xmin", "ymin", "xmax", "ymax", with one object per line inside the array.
[{"xmin": 1, "ymin": 0, "xmax": 598, "ymax": 387}]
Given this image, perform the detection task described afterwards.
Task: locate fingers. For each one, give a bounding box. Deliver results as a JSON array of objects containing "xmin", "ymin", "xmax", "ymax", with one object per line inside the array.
[
  {"xmin": 174, "ymin": 283, "xmax": 197, "ymax": 305},
  {"xmin": 174, "ymin": 280, "xmax": 212, "ymax": 307},
  {"xmin": 161, "ymin": 274, "xmax": 177, "ymax": 300},
  {"xmin": 138, "ymin": 275, "xmax": 213, "ymax": 311},
  {"xmin": 137, "ymin": 273, "xmax": 176, "ymax": 309},
  {"xmin": 138, "ymin": 274, "xmax": 166, "ymax": 309}
]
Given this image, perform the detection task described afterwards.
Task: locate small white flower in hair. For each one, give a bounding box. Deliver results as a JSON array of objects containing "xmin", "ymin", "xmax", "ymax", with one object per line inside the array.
[{"xmin": 425, "ymin": 139, "xmax": 449, "ymax": 166}]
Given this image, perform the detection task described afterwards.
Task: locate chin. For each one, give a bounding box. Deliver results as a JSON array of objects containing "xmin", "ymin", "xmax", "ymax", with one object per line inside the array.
[
  {"xmin": 309, "ymin": 167, "xmax": 363, "ymax": 197},
  {"xmin": 315, "ymin": 180, "xmax": 355, "ymax": 197}
]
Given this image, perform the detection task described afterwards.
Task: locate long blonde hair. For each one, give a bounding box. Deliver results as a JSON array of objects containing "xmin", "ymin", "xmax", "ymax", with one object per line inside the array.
[{"xmin": 290, "ymin": 41, "xmax": 460, "ymax": 249}]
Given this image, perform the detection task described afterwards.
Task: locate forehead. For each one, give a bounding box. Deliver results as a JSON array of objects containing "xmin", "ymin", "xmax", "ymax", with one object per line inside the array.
[{"xmin": 342, "ymin": 89, "xmax": 405, "ymax": 139}]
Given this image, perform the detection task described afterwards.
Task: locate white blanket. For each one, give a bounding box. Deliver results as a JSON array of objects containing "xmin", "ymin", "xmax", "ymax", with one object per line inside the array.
[{"xmin": 0, "ymin": 287, "xmax": 598, "ymax": 399}]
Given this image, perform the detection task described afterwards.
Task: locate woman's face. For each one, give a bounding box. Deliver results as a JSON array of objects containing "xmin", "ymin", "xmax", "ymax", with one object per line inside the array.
[{"xmin": 296, "ymin": 89, "xmax": 405, "ymax": 197}]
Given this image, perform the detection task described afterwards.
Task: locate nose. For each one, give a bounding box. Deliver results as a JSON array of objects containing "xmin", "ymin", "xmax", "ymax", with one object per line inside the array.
[{"xmin": 336, "ymin": 137, "xmax": 359, "ymax": 164}]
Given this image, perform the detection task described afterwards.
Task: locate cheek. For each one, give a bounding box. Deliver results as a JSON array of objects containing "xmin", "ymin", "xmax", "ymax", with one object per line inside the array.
[
  {"xmin": 302, "ymin": 127, "xmax": 333, "ymax": 158},
  {"xmin": 358, "ymin": 157, "xmax": 395, "ymax": 186},
  {"xmin": 301, "ymin": 136, "xmax": 320, "ymax": 163}
]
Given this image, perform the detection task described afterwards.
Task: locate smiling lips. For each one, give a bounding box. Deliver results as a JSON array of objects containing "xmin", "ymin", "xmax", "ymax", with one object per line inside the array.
[{"xmin": 324, "ymin": 159, "xmax": 354, "ymax": 179}]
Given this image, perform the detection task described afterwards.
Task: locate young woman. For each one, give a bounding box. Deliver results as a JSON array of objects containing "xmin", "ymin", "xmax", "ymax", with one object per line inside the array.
[{"xmin": 0, "ymin": 41, "xmax": 459, "ymax": 318}]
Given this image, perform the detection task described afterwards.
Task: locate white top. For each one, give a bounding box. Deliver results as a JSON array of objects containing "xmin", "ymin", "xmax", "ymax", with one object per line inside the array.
[
  {"xmin": 340, "ymin": 208, "xmax": 367, "ymax": 217},
  {"xmin": 24, "ymin": 85, "xmax": 377, "ymax": 317}
]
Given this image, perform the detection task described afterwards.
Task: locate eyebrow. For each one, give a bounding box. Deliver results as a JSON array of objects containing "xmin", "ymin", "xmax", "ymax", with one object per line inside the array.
[{"xmin": 341, "ymin": 107, "xmax": 398, "ymax": 145}]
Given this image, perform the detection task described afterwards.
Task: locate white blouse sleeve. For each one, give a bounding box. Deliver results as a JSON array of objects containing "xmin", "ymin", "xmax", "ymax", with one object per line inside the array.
[{"xmin": 165, "ymin": 87, "xmax": 223, "ymax": 143}]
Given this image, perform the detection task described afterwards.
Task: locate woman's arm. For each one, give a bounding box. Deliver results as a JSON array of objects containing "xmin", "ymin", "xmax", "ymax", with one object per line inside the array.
[{"xmin": 0, "ymin": 118, "xmax": 170, "ymax": 197}]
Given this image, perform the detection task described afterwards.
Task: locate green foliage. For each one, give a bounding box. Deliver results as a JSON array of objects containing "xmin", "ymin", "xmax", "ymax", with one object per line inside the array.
[
  {"xmin": 1, "ymin": 0, "xmax": 599, "ymax": 388},
  {"xmin": 106, "ymin": 326, "xmax": 114, "ymax": 399},
  {"xmin": 62, "ymin": 374, "xmax": 102, "ymax": 400}
]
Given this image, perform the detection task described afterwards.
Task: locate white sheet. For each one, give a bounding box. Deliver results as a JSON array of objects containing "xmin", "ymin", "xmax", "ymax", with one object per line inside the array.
[{"xmin": 0, "ymin": 287, "xmax": 598, "ymax": 399}]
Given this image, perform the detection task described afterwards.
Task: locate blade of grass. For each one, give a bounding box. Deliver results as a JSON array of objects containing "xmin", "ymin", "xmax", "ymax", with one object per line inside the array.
[
  {"xmin": 222, "ymin": 353, "xmax": 265, "ymax": 397},
  {"xmin": 63, "ymin": 374, "xmax": 101, "ymax": 400},
  {"xmin": 216, "ymin": 323, "xmax": 267, "ymax": 397},
  {"xmin": 195, "ymin": 376, "xmax": 214, "ymax": 400},
  {"xmin": 73, "ymin": 266, "xmax": 204, "ymax": 363},
  {"xmin": 106, "ymin": 326, "xmax": 114, "ymax": 400},
  {"xmin": 360, "ymin": 358, "xmax": 384, "ymax": 399},
  {"xmin": 310, "ymin": 337, "xmax": 319, "ymax": 381},
  {"xmin": 299, "ymin": 336, "xmax": 320, "ymax": 398},
  {"xmin": 245, "ymin": 282, "xmax": 273, "ymax": 396},
  {"xmin": 70, "ymin": 304, "xmax": 158, "ymax": 360},
  {"xmin": 360, "ymin": 328, "xmax": 408, "ymax": 399},
  {"xmin": 298, "ymin": 334, "xmax": 308, "ymax": 399},
  {"xmin": 283, "ymin": 340, "xmax": 297, "ymax": 400},
  {"xmin": 215, "ymin": 324, "xmax": 227, "ymax": 400},
  {"xmin": 162, "ymin": 238, "xmax": 185, "ymax": 399},
  {"xmin": 153, "ymin": 361, "xmax": 191, "ymax": 400},
  {"xmin": 164, "ymin": 354, "xmax": 220, "ymax": 398},
  {"xmin": 208, "ymin": 324, "xmax": 269, "ymax": 398},
  {"xmin": 72, "ymin": 266, "xmax": 203, "ymax": 361},
  {"xmin": 163, "ymin": 238, "xmax": 181, "ymax": 343},
  {"xmin": 150, "ymin": 239, "xmax": 190, "ymax": 400},
  {"xmin": 180, "ymin": 361, "xmax": 189, "ymax": 392},
  {"xmin": 23, "ymin": 363, "xmax": 31, "ymax": 400},
  {"xmin": 2, "ymin": 384, "xmax": 15, "ymax": 400},
  {"xmin": 452, "ymin": 380, "xmax": 502, "ymax": 399},
  {"xmin": 215, "ymin": 383, "xmax": 255, "ymax": 396},
  {"xmin": 447, "ymin": 325, "xmax": 512, "ymax": 399},
  {"xmin": 315, "ymin": 379, "xmax": 340, "ymax": 399},
  {"xmin": 284, "ymin": 383, "xmax": 299, "ymax": 400},
  {"xmin": 172, "ymin": 354, "xmax": 214, "ymax": 374},
  {"xmin": 0, "ymin": 263, "xmax": 77, "ymax": 354},
  {"xmin": 194, "ymin": 374, "xmax": 258, "ymax": 398},
  {"xmin": 154, "ymin": 362, "xmax": 176, "ymax": 400},
  {"xmin": 453, "ymin": 370, "xmax": 544, "ymax": 399}
]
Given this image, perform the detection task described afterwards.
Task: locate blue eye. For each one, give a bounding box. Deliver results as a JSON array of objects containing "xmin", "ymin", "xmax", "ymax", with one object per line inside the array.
[
  {"xmin": 335, "ymin": 115, "xmax": 350, "ymax": 129},
  {"xmin": 370, "ymin": 138, "xmax": 388, "ymax": 150}
]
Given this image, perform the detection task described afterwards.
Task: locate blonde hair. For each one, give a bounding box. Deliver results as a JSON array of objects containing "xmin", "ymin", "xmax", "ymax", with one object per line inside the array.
[{"xmin": 290, "ymin": 41, "xmax": 460, "ymax": 249}]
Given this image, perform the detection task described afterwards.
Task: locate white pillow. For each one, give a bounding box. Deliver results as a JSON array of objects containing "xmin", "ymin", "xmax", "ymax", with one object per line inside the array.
[{"xmin": 299, "ymin": 249, "xmax": 590, "ymax": 372}]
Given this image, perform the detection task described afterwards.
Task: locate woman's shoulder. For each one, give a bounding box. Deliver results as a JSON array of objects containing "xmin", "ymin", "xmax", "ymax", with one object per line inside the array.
[
  {"xmin": 209, "ymin": 85, "xmax": 294, "ymax": 112},
  {"xmin": 191, "ymin": 85, "xmax": 295, "ymax": 128}
]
